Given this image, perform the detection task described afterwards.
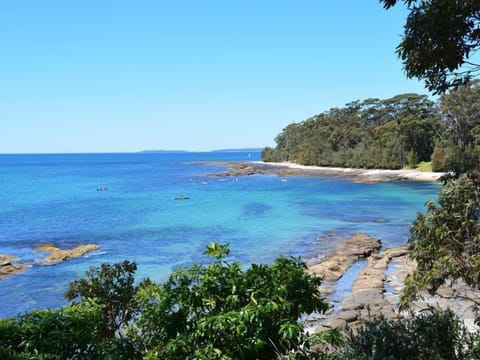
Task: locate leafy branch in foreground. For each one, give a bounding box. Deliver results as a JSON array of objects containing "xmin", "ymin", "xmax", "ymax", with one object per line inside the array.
[
  {"xmin": 0, "ymin": 243, "xmax": 329, "ymax": 359},
  {"xmin": 380, "ymin": 1, "xmax": 480, "ymax": 94},
  {"xmin": 65, "ymin": 260, "xmax": 142, "ymax": 340},
  {"xmin": 341, "ymin": 307, "xmax": 480, "ymax": 360},
  {"xmin": 135, "ymin": 242, "xmax": 329, "ymax": 359},
  {"xmin": 401, "ymin": 171, "xmax": 480, "ymax": 312}
]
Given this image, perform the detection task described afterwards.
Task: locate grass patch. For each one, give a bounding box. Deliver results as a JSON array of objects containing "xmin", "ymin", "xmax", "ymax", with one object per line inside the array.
[{"xmin": 415, "ymin": 161, "xmax": 433, "ymax": 172}]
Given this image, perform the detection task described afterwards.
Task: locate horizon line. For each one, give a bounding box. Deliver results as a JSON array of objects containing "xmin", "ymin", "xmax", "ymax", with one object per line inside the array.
[{"xmin": 0, "ymin": 147, "xmax": 266, "ymax": 156}]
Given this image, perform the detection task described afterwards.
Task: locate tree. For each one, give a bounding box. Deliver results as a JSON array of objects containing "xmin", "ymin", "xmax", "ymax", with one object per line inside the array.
[
  {"xmin": 438, "ymin": 81, "xmax": 480, "ymax": 176},
  {"xmin": 0, "ymin": 244, "xmax": 329, "ymax": 359},
  {"xmin": 380, "ymin": 0, "xmax": 480, "ymax": 94},
  {"xmin": 0, "ymin": 304, "xmax": 102, "ymax": 359},
  {"xmin": 65, "ymin": 260, "xmax": 141, "ymax": 340},
  {"xmin": 440, "ymin": 81, "xmax": 480, "ymax": 152},
  {"xmin": 134, "ymin": 242, "xmax": 329, "ymax": 359},
  {"xmin": 341, "ymin": 308, "xmax": 480, "ymax": 360},
  {"xmin": 401, "ymin": 171, "xmax": 480, "ymax": 311},
  {"xmin": 262, "ymin": 94, "xmax": 438, "ymax": 169}
]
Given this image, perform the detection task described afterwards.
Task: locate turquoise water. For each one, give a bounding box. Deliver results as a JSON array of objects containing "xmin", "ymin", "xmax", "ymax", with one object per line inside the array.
[{"xmin": 0, "ymin": 152, "xmax": 440, "ymax": 317}]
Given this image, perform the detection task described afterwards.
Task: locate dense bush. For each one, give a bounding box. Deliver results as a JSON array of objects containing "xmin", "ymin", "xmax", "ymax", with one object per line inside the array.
[
  {"xmin": 263, "ymin": 84, "xmax": 480, "ymax": 173},
  {"xmin": 134, "ymin": 242, "xmax": 328, "ymax": 359},
  {"xmin": 2, "ymin": 244, "xmax": 480, "ymax": 359},
  {"xmin": 0, "ymin": 304, "xmax": 101, "ymax": 359},
  {"xmin": 0, "ymin": 243, "xmax": 329, "ymax": 359},
  {"xmin": 340, "ymin": 308, "xmax": 480, "ymax": 360},
  {"xmin": 262, "ymin": 94, "xmax": 438, "ymax": 169}
]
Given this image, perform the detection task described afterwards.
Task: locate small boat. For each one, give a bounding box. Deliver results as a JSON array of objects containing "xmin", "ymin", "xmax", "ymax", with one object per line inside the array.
[
  {"xmin": 96, "ymin": 185, "xmax": 108, "ymax": 191},
  {"xmin": 175, "ymin": 195, "xmax": 190, "ymax": 200}
]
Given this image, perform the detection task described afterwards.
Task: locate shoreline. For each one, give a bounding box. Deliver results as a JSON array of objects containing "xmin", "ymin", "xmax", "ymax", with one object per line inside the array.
[
  {"xmin": 262, "ymin": 161, "xmax": 444, "ymax": 182},
  {"xmin": 199, "ymin": 160, "xmax": 444, "ymax": 183},
  {"xmin": 305, "ymin": 233, "xmax": 479, "ymax": 333}
]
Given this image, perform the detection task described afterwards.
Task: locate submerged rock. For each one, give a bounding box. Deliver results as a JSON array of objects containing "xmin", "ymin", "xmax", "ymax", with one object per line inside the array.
[
  {"xmin": 0, "ymin": 254, "xmax": 28, "ymax": 279},
  {"xmin": 35, "ymin": 243, "xmax": 100, "ymax": 265}
]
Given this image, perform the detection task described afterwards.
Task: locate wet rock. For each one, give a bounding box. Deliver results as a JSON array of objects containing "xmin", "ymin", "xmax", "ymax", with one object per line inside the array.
[
  {"xmin": 0, "ymin": 254, "xmax": 28, "ymax": 279},
  {"xmin": 310, "ymin": 255, "xmax": 349, "ymax": 282},
  {"xmin": 325, "ymin": 318, "xmax": 348, "ymax": 331},
  {"xmin": 336, "ymin": 310, "xmax": 358, "ymax": 322},
  {"xmin": 342, "ymin": 288, "xmax": 384, "ymax": 311},
  {"xmin": 353, "ymin": 268, "xmax": 385, "ymax": 289},
  {"xmin": 0, "ymin": 254, "xmax": 16, "ymax": 267},
  {"xmin": 310, "ymin": 243, "xmax": 480, "ymax": 334},
  {"xmin": 383, "ymin": 248, "xmax": 409, "ymax": 258},
  {"xmin": 35, "ymin": 243, "xmax": 100, "ymax": 265},
  {"xmin": 319, "ymin": 285, "xmax": 336, "ymax": 296},
  {"xmin": 308, "ymin": 233, "xmax": 381, "ymax": 280}
]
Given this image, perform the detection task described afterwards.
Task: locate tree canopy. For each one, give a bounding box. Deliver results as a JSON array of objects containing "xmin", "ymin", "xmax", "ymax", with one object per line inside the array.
[
  {"xmin": 0, "ymin": 243, "xmax": 329, "ymax": 359},
  {"xmin": 380, "ymin": 0, "xmax": 480, "ymax": 94},
  {"xmin": 401, "ymin": 170, "xmax": 480, "ymax": 311},
  {"xmin": 262, "ymin": 93, "xmax": 439, "ymax": 169}
]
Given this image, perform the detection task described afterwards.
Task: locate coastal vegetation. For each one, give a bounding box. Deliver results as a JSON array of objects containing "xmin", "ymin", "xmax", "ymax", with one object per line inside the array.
[
  {"xmin": 0, "ymin": 243, "xmax": 329, "ymax": 359},
  {"xmin": 262, "ymin": 82, "xmax": 480, "ymax": 172},
  {"xmin": 2, "ymin": 1, "xmax": 480, "ymax": 358},
  {"xmin": 380, "ymin": 0, "xmax": 480, "ymax": 95},
  {"xmin": 2, "ymin": 242, "xmax": 479, "ymax": 359}
]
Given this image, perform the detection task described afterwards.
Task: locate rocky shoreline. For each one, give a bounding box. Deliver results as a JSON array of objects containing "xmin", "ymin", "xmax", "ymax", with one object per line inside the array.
[
  {"xmin": 194, "ymin": 161, "xmax": 444, "ymax": 183},
  {"xmin": 0, "ymin": 243, "xmax": 100, "ymax": 280},
  {"xmin": 305, "ymin": 233, "xmax": 479, "ymax": 333}
]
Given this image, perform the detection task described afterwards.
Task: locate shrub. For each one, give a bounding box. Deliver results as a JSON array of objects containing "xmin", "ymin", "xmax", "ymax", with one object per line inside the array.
[
  {"xmin": 341, "ymin": 308, "xmax": 480, "ymax": 360},
  {"xmin": 134, "ymin": 242, "xmax": 329, "ymax": 359}
]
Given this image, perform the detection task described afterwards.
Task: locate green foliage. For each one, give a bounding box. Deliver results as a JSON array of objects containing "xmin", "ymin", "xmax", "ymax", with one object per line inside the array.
[
  {"xmin": 262, "ymin": 94, "xmax": 438, "ymax": 169},
  {"xmin": 431, "ymin": 144, "xmax": 446, "ymax": 172},
  {"xmin": 0, "ymin": 304, "xmax": 101, "ymax": 359},
  {"xmin": 380, "ymin": 1, "xmax": 480, "ymax": 94},
  {"xmin": 415, "ymin": 161, "xmax": 432, "ymax": 172},
  {"xmin": 263, "ymin": 83, "xmax": 480, "ymax": 175},
  {"xmin": 341, "ymin": 308, "xmax": 480, "ymax": 359},
  {"xmin": 401, "ymin": 171, "xmax": 480, "ymax": 310},
  {"xmin": 65, "ymin": 260, "xmax": 141, "ymax": 340},
  {"xmin": 438, "ymin": 81, "xmax": 480, "ymax": 176},
  {"xmin": 135, "ymin": 244, "xmax": 328, "ymax": 359},
  {"xmin": 0, "ymin": 244, "xmax": 329, "ymax": 359}
]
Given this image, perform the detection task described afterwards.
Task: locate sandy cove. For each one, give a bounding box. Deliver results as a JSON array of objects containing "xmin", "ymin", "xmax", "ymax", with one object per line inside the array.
[
  {"xmin": 199, "ymin": 160, "xmax": 444, "ymax": 182},
  {"xmin": 268, "ymin": 161, "xmax": 444, "ymax": 182}
]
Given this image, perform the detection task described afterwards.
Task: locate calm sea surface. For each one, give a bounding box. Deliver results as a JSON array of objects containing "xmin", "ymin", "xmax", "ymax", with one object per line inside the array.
[{"xmin": 0, "ymin": 152, "xmax": 440, "ymax": 317}]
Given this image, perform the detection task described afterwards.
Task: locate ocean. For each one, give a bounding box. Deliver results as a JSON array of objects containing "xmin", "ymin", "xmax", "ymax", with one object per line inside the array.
[{"xmin": 0, "ymin": 152, "xmax": 440, "ymax": 317}]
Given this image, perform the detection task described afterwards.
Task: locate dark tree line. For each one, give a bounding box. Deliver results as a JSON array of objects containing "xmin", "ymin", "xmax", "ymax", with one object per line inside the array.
[{"xmin": 262, "ymin": 83, "xmax": 480, "ymax": 173}]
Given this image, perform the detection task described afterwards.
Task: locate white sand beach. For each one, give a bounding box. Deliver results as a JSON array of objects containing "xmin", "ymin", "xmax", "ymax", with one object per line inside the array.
[{"xmin": 256, "ymin": 161, "xmax": 444, "ymax": 182}]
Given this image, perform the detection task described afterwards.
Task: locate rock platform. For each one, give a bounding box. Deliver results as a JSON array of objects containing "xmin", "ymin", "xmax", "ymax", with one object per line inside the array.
[
  {"xmin": 0, "ymin": 243, "xmax": 100, "ymax": 280},
  {"xmin": 306, "ymin": 234, "xmax": 480, "ymax": 333}
]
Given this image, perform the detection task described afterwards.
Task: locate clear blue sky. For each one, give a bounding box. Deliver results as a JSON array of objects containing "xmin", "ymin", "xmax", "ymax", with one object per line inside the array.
[{"xmin": 0, "ymin": 1, "xmax": 429, "ymax": 153}]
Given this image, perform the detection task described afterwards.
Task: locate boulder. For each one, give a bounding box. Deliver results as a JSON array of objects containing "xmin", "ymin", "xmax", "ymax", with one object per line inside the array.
[
  {"xmin": 336, "ymin": 310, "xmax": 359, "ymax": 322},
  {"xmin": 325, "ymin": 318, "xmax": 348, "ymax": 331}
]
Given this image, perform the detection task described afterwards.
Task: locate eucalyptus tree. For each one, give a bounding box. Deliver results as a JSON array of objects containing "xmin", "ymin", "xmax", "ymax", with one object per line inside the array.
[
  {"xmin": 438, "ymin": 81, "xmax": 480, "ymax": 176},
  {"xmin": 380, "ymin": 0, "xmax": 480, "ymax": 94},
  {"xmin": 262, "ymin": 94, "xmax": 437, "ymax": 169},
  {"xmin": 401, "ymin": 171, "xmax": 480, "ymax": 313}
]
